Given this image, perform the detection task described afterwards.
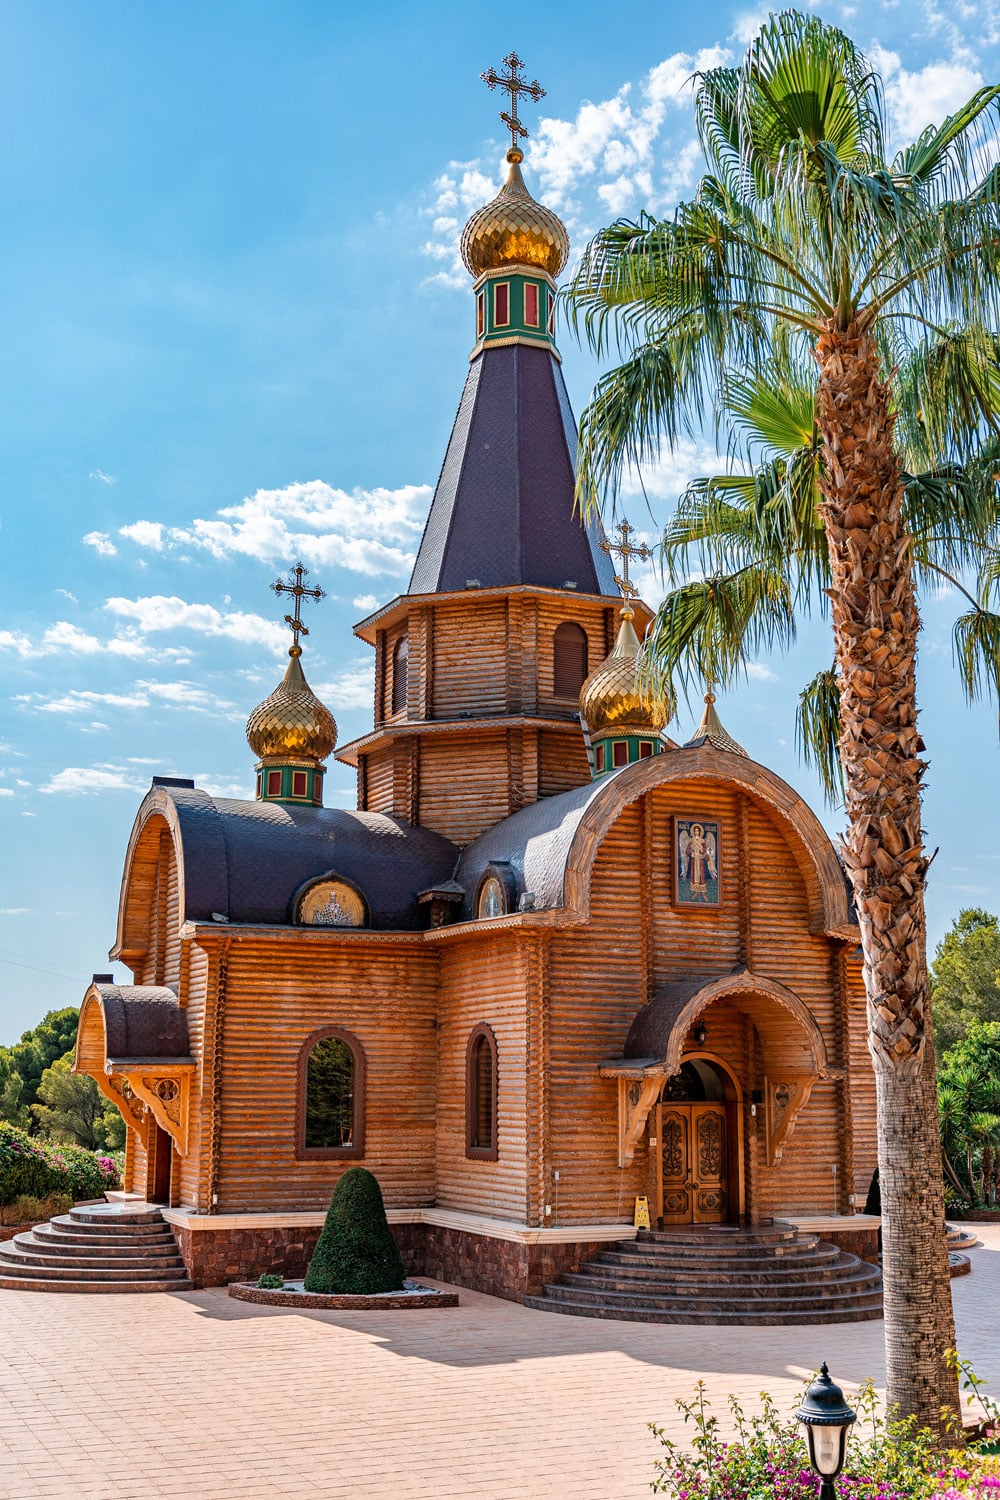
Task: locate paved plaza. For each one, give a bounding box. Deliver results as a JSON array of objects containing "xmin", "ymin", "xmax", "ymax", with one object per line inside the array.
[{"xmin": 1, "ymin": 1228, "xmax": 998, "ymax": 1500}]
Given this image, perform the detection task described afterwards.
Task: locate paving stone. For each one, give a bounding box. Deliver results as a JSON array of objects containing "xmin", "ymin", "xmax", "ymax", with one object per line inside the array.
[{"xmin": 0, "ymin": 1227, "xmax": 998, "ymax": 1497}]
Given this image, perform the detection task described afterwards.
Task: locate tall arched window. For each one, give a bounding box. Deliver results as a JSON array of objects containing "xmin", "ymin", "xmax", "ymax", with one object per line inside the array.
[
  {"xmin": 466, "ymin": 1024, "xmax": 498, "ymax": 1160},
  {"xmin": 553, "ymin": 622, "xmax": 588, "ymax": 699},
  {"xmin": 297, "ymin": 1027, "xmax": 365, "ymax": 1159},
  {"xmin": 391, "ymin": 635, "xmax": 409, "ymax": 714}
]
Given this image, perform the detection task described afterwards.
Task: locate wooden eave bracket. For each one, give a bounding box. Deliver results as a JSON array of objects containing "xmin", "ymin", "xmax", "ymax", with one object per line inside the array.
[
  {"xmin": 106, "ymin": 1059, "xmax": 195, "ymax": 1156},
  {"xmin": 765, "ymin": 1073, "xmax": 816, "ymax": 1167},
  {"xmin": 91, "ymin": 1067, "xmax": 150, "ymax": 1147},
  {"xmin": 616, "ymin": 1075, "xmax": 663, "ymax": 1168}
]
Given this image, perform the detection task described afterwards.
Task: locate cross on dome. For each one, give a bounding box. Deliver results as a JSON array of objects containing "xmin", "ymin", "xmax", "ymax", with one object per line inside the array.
[
  {"xmin": 599, "ymin": 520, "xmax": 652, "ymax": 606},
  {"xmin": 271, "ymin": 562, "xmax": 326, "ymax": 654},
  {"xmin": 481, "ymin": 51, "xmax": 546, "ymax": 155}
]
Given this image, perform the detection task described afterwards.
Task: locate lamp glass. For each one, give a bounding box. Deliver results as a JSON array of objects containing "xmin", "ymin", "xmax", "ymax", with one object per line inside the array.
[{"xmin": 804, "ymin": 1423, "xmax": 845, "ymax": 1477}]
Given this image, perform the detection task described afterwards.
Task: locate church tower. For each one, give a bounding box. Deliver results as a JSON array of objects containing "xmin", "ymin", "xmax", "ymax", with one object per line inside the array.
[{"xmin": 337, "ymin": 55, "xmax": 651, "ymax": 845}]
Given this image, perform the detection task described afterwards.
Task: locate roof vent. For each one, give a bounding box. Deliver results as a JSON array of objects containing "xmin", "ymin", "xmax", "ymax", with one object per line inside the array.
[
  {"xmin": 465, "ymin": 578, "xmax": 482, "ymax": 589},
  {"xmin": 91, "ymin": 972, "xmax": 114, "ymax": 984},
  {"xmin": 152, "ymin": 776, "xmax": 196, "ymax": 789},
  {"xmin": 562, "ymin": 580, "xmax": 577, "ymax": 589},
  {"xmin": 518, "ymin": 892, "xmax": 537, "ymax": 912}
]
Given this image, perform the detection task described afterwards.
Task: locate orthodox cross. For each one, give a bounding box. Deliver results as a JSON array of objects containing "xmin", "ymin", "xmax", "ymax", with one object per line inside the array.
[
  {"xmin": 271, "ymin": 562, "xmax": 325, "ymax": 650},
  {"xmin": 481, "ymin": 51, "xmax": 546, "ymax": 152},
  {"xmin": 600, "ymin": 519, "xmax": 651, "ymax": 600}
]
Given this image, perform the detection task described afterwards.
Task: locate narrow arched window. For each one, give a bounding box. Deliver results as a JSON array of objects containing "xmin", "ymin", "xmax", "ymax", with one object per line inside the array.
[
  {"xmin": 391, "ymin": 635, "xmax": 409, "ymax": 714},
  {"xmin": 297, "ymin": 1028, "xmax": 365, "ymax": 1159},
  {"xmin": 466, "ymin": 1025, "xmax": 498, "ymax": 1160},
  {"xmin": 553, "ymin": 622, "xmax": 588, "ymax": 699}
]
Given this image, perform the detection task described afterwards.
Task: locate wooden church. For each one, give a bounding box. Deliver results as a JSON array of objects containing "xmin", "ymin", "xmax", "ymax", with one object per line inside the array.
[{"xmin": 69, "ymin": 59, "xmax": 882, "ymax": 1313}]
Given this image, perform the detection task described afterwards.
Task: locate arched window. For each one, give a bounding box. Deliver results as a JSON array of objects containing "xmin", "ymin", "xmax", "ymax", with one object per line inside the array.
[
  {"xmin": 466, "ymin": 1025, "xmax": 498, "ymax": 1160},
  {"xmin": 553, "ymin": 622, "xmax": 588, "ymax": 699},
  {"xmin": 391, "ymin": 634, "xmax": 409, "ymax": 714},
  {"xmin": 297, "ymin": 1027, "xmax": 365, "ymax": 1159}
]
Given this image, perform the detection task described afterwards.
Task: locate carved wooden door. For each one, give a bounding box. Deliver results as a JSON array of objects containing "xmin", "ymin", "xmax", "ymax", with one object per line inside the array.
[{"xmin": 660, "ymin": 1103, "xmax": 727, "ymax": 1225}]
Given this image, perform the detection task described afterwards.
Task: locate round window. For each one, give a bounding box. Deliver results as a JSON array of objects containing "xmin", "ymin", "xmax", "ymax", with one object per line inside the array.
[{"xmin": 299, "ymin": 881, "xmax": 366, "ymax": 927}]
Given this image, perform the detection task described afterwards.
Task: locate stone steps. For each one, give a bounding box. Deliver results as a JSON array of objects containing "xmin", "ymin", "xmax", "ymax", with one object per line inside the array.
[
  {"xmin": 525, "ymin": 1222, "xmax": 883, "ymax": 1327},
  {"xmin": 0, "ymin": 1203, "xmax": 192, "ymax": 1293}
]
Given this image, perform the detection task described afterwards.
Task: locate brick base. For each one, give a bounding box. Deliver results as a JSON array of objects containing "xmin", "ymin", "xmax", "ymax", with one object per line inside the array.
[
  {"xmin": 170, "ymin": 1221, "xmax": 614, "ymax": 1300},
  {"xmin": 819, "ymin": 1225, "xmax": 880, "ymax": 1263}
]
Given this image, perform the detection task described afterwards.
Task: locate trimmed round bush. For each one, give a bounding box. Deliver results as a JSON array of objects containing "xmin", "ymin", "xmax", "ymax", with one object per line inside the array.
[{"xmin": 304, "ymin": 1168, "xmax": 406, "ymax": 1295}]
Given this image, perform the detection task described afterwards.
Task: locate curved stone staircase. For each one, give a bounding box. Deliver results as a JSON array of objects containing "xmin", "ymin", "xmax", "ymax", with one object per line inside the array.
[
  {"xmin": 0, "ymin": 1203, "xmax": 192, "ymax": 1292},
  {"xmin": 525, "ymin": 1222, "xmax": 883, "ymax": 1325}
]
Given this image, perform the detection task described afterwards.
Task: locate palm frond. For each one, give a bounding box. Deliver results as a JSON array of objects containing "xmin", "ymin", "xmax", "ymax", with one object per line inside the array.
[
  {"xmin": 795, "ymin": 666, "xmax": 843, "ymax": 804},
  {"xmin": 953, "ymin": 608, "xmax": 1000, "ymax": 707},
  {"xmin": 643, "ymin": 566, "xmax": 796, "ymax": 696}
]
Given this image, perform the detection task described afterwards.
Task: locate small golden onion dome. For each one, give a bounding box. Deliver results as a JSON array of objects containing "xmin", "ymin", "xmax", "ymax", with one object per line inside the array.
[
  {"xmin": 579, "ymin": 609, "xmax": 671, "ymax": 735},
  {"xmin": 246, "ymin": 648, "xmax": 337, "ymax": 763},
  {"xmin": 461, "ymin": 147, "xmax": 570, "ymax": 279},
  {"xmin": 684, "ymin": 692, "xmax": 749, "ymax": 758}
]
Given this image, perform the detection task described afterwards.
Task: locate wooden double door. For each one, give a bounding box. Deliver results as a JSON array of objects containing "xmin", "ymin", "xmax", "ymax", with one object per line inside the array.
[{"xmin": 659, "ymin": 1102, "xmax": 728, "ymax": 1225}]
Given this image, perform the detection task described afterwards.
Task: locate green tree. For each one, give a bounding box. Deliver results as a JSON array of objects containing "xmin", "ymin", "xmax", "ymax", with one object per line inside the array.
[
  {"xmin": 938, "ymin": 1022, "xmax": 1000, "ymax": 1205},
  {"xmin": 31, "ymin": 1054, "xmax": 125, "ymax": 1152},
  {"xmin": 565, "ymin": 10, "xmax": 1000, "ymax": 1430},
  {"xmin": 931, "ymin": 909, "xmax": 1000, "ymax": 1052},
  {"xmin": 0, "ymin": 1008, "xmax": 80, "ymax": 1127}
]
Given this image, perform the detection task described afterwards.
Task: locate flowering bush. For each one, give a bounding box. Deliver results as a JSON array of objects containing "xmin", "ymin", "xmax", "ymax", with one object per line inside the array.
[
  {"xmin": 651, "ymin": 1380, "xmax": 1000, "ymax": 1499},
  {"xmin": 0, "ymin": 1122, "xmax": 122, "ymax": 1205}
]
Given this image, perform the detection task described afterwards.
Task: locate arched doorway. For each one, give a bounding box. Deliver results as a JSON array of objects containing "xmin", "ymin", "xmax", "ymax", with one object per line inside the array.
[{"xmin": 656, "ymin": 1059, "xmax": 739, "ymax": 1226}]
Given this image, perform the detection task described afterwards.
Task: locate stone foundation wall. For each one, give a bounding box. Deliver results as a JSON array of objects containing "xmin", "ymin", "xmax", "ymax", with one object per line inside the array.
[
  {"xmin": 170, "ymin": 1220, "xmax": 614, "ymax": 1299},
  {"xmin": 820, "ymin": 1225, "xmax": 879, "ymax": 1263}
]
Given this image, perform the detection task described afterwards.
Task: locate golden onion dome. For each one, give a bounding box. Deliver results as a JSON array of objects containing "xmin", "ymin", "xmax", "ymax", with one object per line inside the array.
[
  {"xmin": 579, "ymin": 608, "xmax": 671, "ymax": 735},
  {"xmin": 246, "ymin": 648, "xmax": 337, "ymax": 763},
  {"xmin": 460, "ymin": 147, "xmax": 570, "ymax": 279}
]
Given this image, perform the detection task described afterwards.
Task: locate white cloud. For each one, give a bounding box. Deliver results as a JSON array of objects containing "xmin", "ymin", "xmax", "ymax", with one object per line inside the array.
[
  {"xmin": 0, "ymin": 622, "xmax": 151, "ymax": 660},
  {"xmin": 190, "ymin": 773, "xmax": 254, "ymax": 798},
  {"xmin": 313, "ymin": 664, "xmax": 375, "ymax": 711},
  {"xmin": 39, "ymin": 767, "xmax": 144, "ymax": 795},
  {"xmin": 746, "ymin": 662, "xmax": 779, "ymax": 682},
  {"xmin": 0, "ymin": 906, "xmax": 29, "ymax": 913},
  {"xmin": 104, "ymin": 595, "xmax": 287, "ymax": 653},
  {"xmin": 352, "ymin": 594, "xmax": 381, "ymax": 612},
  {"xmin": 83, "ymin": 531, "xmax": 117, "ymax": 556},
  {"xmin": 0, "ymin": 789, "xmax": 14, "ymax": 799},
  {"xmin": 55, "ymin": 589, "xmax": 78, "ymax": 603},
  {"xmin": 873, "ymin": 47, "xmax": 984, "ymax": 146},
  {"xmin": 26, "ymin": 689, "xmax": 144, "ymax": 715},
  {"xmin": 88, "ymin": 469, "xmax": 117, "ymax": 485},
  {"xmin": 119, "ymin": 520, "xmax": 165, "ymax": 550},
  {"xmin": 620, "ymin": 435, "xmax": 727, "ymax": 505}
]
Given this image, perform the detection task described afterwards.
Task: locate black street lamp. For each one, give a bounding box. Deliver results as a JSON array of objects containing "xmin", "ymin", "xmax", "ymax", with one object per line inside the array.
[{"xmin": 795, "ymin": 1363, "xmax": 857, "ymax": 1500}]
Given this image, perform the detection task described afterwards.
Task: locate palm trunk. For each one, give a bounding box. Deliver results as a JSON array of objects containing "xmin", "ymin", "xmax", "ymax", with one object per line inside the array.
[{"xmin": 815, "ymin": 320, "xmax": 960, "ymax": 1437}]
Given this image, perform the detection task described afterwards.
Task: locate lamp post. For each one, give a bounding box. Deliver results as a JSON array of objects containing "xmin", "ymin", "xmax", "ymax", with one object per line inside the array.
[{"xmin": 795, "ymin": 1363, "xmax": 856, "ymax": 1500}]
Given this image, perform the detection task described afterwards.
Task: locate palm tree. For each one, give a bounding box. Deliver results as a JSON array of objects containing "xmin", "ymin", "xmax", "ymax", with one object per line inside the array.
[{"xmin": 565, "ymin": 10, "xmax": 1000, "ymax": 1432}]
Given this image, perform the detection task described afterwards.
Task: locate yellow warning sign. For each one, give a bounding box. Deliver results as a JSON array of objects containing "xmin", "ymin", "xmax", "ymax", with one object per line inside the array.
[{"xmin": 633, "ymin": 1195, "xmax": 651, "ymax": 1230}]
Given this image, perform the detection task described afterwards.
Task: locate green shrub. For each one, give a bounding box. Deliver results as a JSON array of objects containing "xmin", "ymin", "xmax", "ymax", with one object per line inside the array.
[
  {"xmin": 0, "ymin": 1122, "xmax": 122, "ymax": 1205},
  {"xmin": 256, "ymin": 1273, "xmax": 284, "ymax": 1290},
  {"xmin": 304, "ymin": 1167, "xmax": 406, "ymax": 1295}
]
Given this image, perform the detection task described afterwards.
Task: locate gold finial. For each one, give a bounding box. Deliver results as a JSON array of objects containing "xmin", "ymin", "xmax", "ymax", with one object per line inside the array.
[
  {"xmin": 481, "ymin": 51, "xmax": 546, "ymax": 157},
  {"xmin": 599, "ymin": 520, "xmax": 652, "ymax": 612},
  {"xmin": 271, "ymin": 562, "xmax": 325, "ymax": 655}
]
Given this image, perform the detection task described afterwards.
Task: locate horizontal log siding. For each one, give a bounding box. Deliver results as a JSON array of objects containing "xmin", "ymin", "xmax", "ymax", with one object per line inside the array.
[
  {"xmin": 362, "ymin": 749, "xmax": 395, "ymax": 814},
  {"xmin": 548, "ymin": 805, "xmax": 649, "ymax": 1222},
  {"xmin": 212, "ymin": 942, "xmax": 439, "ymax": 1212},
  {"xmin": 538, "ymin": 729, "xmax": 590, "ymax": 798},
  {"xmin": 435, "ymin": 933, "xmax": 529, "ymax": 1220},
  {"xmin": 534, "ymin": 600, "xmax": 611, "ymax": 719},
  {"xmin": 418, "ymin": 733, "xmax": 510, "ymax": 845},
  {"xmin": 431, "ymin": 600, "xmax": 508, "ymax": 718},
  {"xmin": 176, "ymin": 941, "xmax": 209, "ymax": 1208},
  {"xmin": 542, "ymin": 779, "xmax": 874, "ymax": 1223}
]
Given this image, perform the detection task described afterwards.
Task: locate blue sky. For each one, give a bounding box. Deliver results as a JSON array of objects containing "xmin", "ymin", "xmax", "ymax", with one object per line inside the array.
[{"xmin": 2, "ymin": 0, "xmax": 999, "ymax": 1041}]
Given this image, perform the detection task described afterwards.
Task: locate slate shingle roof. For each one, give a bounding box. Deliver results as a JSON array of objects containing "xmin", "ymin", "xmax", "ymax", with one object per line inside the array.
[
  {"xmin": 93, "ymin": 984, "xmax": 191, "ymax": 1060},
  {"xmin": 158, "ymin": 786, "xmax": 459, "ymax": 930},
  {"xmin": 408, "ymin": 345, "xmax": 618, "ymax": 596}
]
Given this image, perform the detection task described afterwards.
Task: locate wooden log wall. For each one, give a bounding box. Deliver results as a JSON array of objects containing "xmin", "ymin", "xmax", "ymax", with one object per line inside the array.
[
  {"xmin": 119, "ymin": 815, "xmax": 182, "ymax": 987},
  {"xmin": 543, "ymin": 780, "xmax": 875, "ymax": 1221},
  {"xmin": 208, "ymin": 939, "xmax": 439, "ymax": 1213},
  {"xmin": 539, "ymin": 729, "xmax": 590, "ymax": 798},
  {"xmin": 417, "ymin": 734, "xmax": 511, "ymax": 846},
  {"xmin": 435, "ymin": 932, "xmax": 530, "ymax": 1220},
  {"xmin": 175, "ymin": 942, "xmax": 210, "ymax": 1208}
]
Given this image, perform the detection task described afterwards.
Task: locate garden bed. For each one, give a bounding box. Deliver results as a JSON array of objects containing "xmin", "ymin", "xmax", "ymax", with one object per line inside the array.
[{"xmin": 228, "ymin": 1278, "xmax": 459, "ymax": 1310}]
